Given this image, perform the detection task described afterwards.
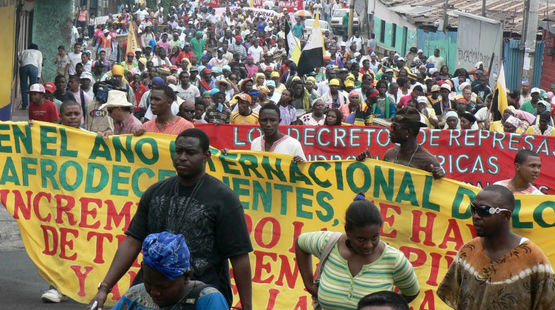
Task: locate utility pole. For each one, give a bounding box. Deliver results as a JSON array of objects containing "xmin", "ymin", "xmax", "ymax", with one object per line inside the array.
[
  {"xmin": 482, "ymin": 0, "xmax": 487, "ymax": 17},
  {"xmin": 521, "ymin": 0, "xmax": 540, "ymax": 87},
  {"xmin": 348, "ymin": 0, "xmax": 355, "ymax": 37},
  {"xmin": 441, "ymin": 0, "xmax": 449, "ymax": 32}
]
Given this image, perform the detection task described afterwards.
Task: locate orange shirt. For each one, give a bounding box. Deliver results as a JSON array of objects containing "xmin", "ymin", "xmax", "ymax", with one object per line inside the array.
[{"xmin": 142, "ymin": 117, "xmax": 194, "ymax": 135}]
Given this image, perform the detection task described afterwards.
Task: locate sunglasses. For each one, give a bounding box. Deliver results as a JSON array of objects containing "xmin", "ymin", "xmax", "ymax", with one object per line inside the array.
[
  {"xmin": 470, "ymin": 203, "xmax": 512, "ymax": 218},
  {"xmin": 182, "ymin": 108, "xmax": 195, "ymax": 113}
]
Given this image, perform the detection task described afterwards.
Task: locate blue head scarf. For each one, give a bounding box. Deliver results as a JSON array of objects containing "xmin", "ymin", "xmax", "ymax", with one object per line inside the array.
[{"xmin": 142, "ymin": 232, "xmax": 190, "ymax": 280}]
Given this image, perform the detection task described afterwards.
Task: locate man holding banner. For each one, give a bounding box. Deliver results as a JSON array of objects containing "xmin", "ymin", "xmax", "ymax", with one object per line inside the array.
[
  {"xmin": 90, "ymin": 129, "xmax": 253, "ymax": 310},
  {"xmin": 357, "ymin": 108, "xmax": 445, "ymax": 179}
]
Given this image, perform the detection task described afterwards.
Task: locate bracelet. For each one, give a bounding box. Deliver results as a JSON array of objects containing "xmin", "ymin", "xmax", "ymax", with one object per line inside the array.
[{"xmin": 97, "ymin": 281, "xmax": 112, "ymax": 293}]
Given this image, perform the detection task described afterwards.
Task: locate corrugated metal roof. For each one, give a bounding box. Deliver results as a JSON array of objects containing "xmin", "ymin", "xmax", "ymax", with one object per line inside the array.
[{"xmin": 379, "ymin": 0, "xmax": 554, "ymax": 34}]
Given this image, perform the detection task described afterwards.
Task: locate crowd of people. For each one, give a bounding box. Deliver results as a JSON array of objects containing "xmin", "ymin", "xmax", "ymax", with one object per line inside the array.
[
  {"xmin": 19, "ymin": 2, "xmax": 555, "ymax": 137},
  {"xmin": 14, "ymin": 1, "xmax": 555, "ymax": 310}
]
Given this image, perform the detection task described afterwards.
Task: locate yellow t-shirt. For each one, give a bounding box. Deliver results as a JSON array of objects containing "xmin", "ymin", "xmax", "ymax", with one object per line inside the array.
[
  {"xmin": 490, "ymin": 120, "xmax": 523, "ymax": 133},
  {"xmin": 230, "ymin": 111, "xmax": 259, "ymax": 125}
]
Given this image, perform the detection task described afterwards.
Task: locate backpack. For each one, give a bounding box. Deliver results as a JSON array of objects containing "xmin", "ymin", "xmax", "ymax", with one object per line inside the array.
[{"xmin": 176, "ymin": 280, "xmax": 211, "ymax": 310}]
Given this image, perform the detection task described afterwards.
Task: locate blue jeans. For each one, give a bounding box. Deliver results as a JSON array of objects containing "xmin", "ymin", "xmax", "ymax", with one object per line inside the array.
[{"xmin": 19, "ymin": 64, "xmax": 38, "ymax": 108}]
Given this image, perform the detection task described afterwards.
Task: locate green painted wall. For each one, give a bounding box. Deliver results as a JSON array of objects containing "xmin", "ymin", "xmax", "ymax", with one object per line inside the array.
[
  {"xmin": 395, "ymin": 26, "xmax": 404, "ymax": 54},
  {"xmin": 374, "ymin": 16, "xmax": 415, "ymax": 56},
  {"xmin": 32, "ymin": 0, "xmax": 73, "ymax": 82},
  {"xmin": 384, "ymin": 23, "xmax": 393, "ymax": 47},
  {"xmin": 407, "ymin": 29, "xmax": 417, "ymax": 50},
  {"xmin": 374, "ymin": 16, "xmax": 383, "ymax": 43},
  {"xmin": 416, "ymin": 30, "xmax": 458, "ymax": 73}
]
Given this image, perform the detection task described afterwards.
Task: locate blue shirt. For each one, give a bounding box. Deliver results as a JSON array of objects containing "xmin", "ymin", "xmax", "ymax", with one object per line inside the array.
[
  {"xmin": 292, "ymin": 24, "xmax": 304, "ymax": 38},
  {"xmin": 111, "ymin": 283, "xmax": 229, "ymax": 310}
]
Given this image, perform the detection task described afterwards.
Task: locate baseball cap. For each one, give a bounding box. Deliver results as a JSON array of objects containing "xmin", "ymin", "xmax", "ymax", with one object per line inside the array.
[
  {"xmin": 235, "ymin": 35, "xmax": 242, "ymax": 40},
  {"xmin": 431, "ymin": 85, "xmax": 441, "ymax": 92},
  {"xmin": 236, "ymin": 93, "xmax": 252, "ymax": 103},
  {"xmin": 344, "ymin": 80, "xmax": 354, "ymax": 87},
  {"xmin": 329, "ymin": 79, "xmax": 340, "ymax": 86},
  {"xmin": 530, "ymin": 87, "xmax": 541, "ymax": 95},
  {"xmin": 29, "ymin": 83, "xmax": 45, "ymax": 93},
  {"xmin": 271, "ymin": 71, "xmax": 280, "ymax": 78},
  {"xmin": 44, "ymin": 82, "xmax": 56, "ymax": 94},
  {"xmin": 80, "ymin": 71, "xmax": 94, "ymax": 81}
]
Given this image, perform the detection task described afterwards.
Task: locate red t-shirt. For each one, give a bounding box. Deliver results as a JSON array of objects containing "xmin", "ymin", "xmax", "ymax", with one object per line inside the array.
[
  {"xmin": 29, "ymin": 99, "xmax": 59, "ymax": 123},
  {"xmin": 176, "ymin": 51, "xmax": 194, "ymax": 64}
]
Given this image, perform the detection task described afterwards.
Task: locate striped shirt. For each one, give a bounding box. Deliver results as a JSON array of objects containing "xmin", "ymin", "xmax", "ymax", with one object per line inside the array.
[
  {"xmin": 297, "ymin": 231, "xmax": 419, "ymax": 310},
  {"xmin": 142, "ymin": 117, "xmax": 194, "ymax": 135}
]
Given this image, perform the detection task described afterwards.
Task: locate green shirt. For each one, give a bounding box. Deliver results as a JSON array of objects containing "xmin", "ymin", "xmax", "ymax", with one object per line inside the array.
[
  {"xmin": 190, "ymin": 37, "xmax": 205, "ymax": 60},
  {"xmin": 520, "ymin": 100, "xmax": 537, "ymax": 115},
  {"xmin": 298, "ymin": 231, "xmax": 420, "ymax": 310},
  {"xmin": 343, "ymin": 14, "xmax": 349, "ymax": 28}
]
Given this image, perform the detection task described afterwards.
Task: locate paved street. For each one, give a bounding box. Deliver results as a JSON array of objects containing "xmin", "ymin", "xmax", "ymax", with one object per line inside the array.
[
  {"xmin": 0, "ymin": 250, "xmax": 86, "ymax": 309},
  {"xmin": 1, "ymin": 205, "xmax": 107, "ymax": 309}
]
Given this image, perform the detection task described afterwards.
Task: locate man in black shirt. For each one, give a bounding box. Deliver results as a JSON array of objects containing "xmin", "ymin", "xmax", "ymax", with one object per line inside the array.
[{"xmin": 90, "ymin": 129, "xmax": 253, "ymax": 310}]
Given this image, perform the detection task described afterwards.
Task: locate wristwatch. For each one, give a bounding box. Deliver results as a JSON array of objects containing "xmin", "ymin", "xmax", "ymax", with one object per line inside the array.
[{"xmin": 97, "ymin": 281, "xmax": 112, "ymax": 293}]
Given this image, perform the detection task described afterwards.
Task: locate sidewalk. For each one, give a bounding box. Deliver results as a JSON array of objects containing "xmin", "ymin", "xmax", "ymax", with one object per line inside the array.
[
  {"xmin": 0, "ymin": 204, "xmax": 23, "ymax": 250},
  {"xmin": 0, "ymin": 106, "xmax": 27, "ymax": 250}
]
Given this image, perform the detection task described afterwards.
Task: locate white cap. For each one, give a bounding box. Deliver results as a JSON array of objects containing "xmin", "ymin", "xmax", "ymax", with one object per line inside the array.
[
  {"xmin": 417, "ymin": 96, "xmax": 428, "ymax": 104},
  {"xmin": 440, "ymin": 84, "xmax": 452, "ymax": 92},
  {"xmin": 458, "ymin": 82, "xmax": 471, "ymax": 92},
  {"xmin": 29, "ymin": 83, "xmax": 45, "ymax": 93},
  {"xmin": 80, "ymin": 71, "xmax": 94, "ymax": 81}
]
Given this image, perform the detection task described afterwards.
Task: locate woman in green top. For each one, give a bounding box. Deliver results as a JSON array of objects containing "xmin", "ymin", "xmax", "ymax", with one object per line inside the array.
[
  {"xmin": 190, "ymin": 31, "xmax": 205, "ymax": 61},
  {"xmin": 296, "ymin": 194, "xmax": 420, "ymax": 310}
]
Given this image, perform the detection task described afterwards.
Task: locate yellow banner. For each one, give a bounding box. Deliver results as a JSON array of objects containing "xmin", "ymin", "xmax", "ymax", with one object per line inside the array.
[
  {"xmin": 1, "ymin": 122, "xmax": 554, "ymax": 309},
  {"xmin": 0, "ymin": 2, "xmax": 16, "ymax": 117}
]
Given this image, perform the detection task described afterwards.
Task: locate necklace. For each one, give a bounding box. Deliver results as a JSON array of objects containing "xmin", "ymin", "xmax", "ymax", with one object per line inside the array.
[{"xmin": 396, "ymin": 145, "xmax": 420, "ymax": 166}]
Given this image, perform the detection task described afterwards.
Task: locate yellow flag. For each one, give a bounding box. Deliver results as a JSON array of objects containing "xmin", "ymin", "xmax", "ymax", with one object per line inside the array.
[{"xmin": 126, "ymin": 20, "xmax": 140, "ymax": 53}]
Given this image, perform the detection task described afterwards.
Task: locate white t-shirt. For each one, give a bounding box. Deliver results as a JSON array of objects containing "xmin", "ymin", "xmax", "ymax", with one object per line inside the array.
[
  {"xmin": 68, "ymin": 52, "xmax": 82, "ymax": 75},
  {"xmin": 176, "ymin": 84, "xmax": 201, "ymax": 103},
  {"xmin": 299, "ymin": 113, "xmax": 325, "ymax": 126},
  {"xmin": 248, "ymin": 46, "xmax": 264, "ymax": 63},
  {"xmin": 251, "ymin": 135, "xmax": 306, "ymax": 161}
]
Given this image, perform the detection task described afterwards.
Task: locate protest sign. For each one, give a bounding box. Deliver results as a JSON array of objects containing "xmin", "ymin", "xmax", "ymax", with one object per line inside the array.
[
  {"xmin": 214, "ymin": 6, "xmax": 281, "ymax": 18},
  {"xmin": 0, "ymin": 122, "xmax": 553, "ymax": 309},
  {"xmin": 196, "ymin": 124, "xmax": 555, "ymax": 194},
  {"xmin": 251, "ymin": 0, "xmax": 303, "ymax": 12}
]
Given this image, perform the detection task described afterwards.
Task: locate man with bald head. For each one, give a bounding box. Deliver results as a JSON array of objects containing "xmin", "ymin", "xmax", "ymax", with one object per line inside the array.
[{"xmin": 437, "ymin": 185, "xmax": 554, "ymax": 309}]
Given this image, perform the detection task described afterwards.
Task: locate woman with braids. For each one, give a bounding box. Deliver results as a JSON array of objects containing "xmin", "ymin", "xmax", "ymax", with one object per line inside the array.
[{"xmin": 295, "ymin": 194, "xmax": 420, "ymax": 310}]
